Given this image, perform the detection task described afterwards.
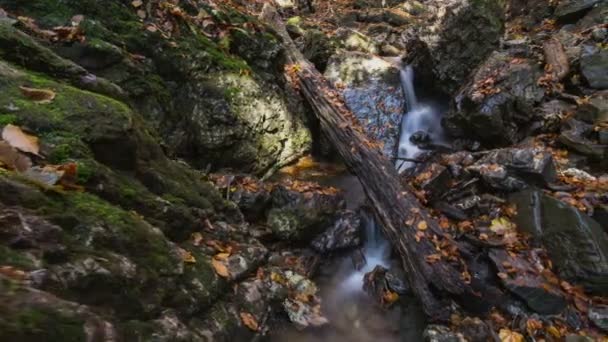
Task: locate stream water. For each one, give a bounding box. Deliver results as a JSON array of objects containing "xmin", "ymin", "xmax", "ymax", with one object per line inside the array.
[
  {"xmin": 271, "ymin": 65, "xmax": 439, "ymax": 341},
  {"xmin": 396, "ymin": 66, "xmax": 445, "ymax": 172}
]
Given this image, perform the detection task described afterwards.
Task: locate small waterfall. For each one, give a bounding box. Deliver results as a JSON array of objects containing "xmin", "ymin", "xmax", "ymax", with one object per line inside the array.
[
  {"xmin": 396, "ymin": 66, "xmax": 445, "ymax": 171},
  {"xmin": 340, "ymin": 213, "xmax": 390, "ymax": 293}
]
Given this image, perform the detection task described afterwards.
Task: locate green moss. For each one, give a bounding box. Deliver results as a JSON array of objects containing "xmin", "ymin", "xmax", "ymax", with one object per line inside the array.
[
  {"xmin": 0, "ymin": 114, "xmax": 16, "ymax": 125},
  {"xmin": 0, "ymin": 246, "xmax": 37, "ymax": 270},
  {"xmin": 0, "ymin": 307, "xmax": 86, "ymax": 342}
]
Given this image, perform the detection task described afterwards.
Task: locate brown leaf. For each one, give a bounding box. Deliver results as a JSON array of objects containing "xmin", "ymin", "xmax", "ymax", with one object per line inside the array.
[
  {"xmin": 382, "ymin": 290, "xmax": 399, "ymax": 305},
  {"xmin": 132, "ymin": 0, "xmax": 143, "ymax": 7},
  {"xmin": 0, "ymin": 141, "xmax": 32, "ymax": 172},
  {"xmin": 499, "ymin": 329, "xmax": 524, "ymax": 342},
  {"xmin": 191, "ymin": 232, "xmax": 203, "ymax": 246},
  {"xmin": 19, "ymin": 86, "xmax": 55, "ymax": 104},
  {"xmin": 240, "ymin": 312, "xmax": 259, "ymax": 331},
  {"xmin": 2, "ymin": 124, "xmax": 40, "ymax": 155},
  {"xmin": 179, "ymin": 248, "xmax": 196, "ymax": 264},
  {"xmin": 212, "ymin": 258, "xmax": 229, "ymax": 278}
]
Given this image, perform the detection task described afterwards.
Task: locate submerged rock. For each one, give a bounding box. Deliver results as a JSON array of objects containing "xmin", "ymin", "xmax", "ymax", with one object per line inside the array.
[{"xmin": 511, "ymin": 190, "xmax": 608, "ymax": 294}]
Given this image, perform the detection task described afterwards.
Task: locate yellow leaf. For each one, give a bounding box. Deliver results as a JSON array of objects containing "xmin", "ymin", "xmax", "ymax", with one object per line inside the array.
[
  {"xmin": 2, "ymin": 124, "xmax": 40, "ymax": 156},
  {"xmin": 131, "ymin": 0, "xmax": 143, "ymax": 7},
  {"xmin": 382, "ymin": 290, "xmax": 399, "ymax": 304},
  {"xmin": 417, "ymin": 220, "xmax": 428, "ymax": 231},
  {"xmin": 191, "ymin": 232, "xmax": 203, "ymax": 246},
  {"xmin": 499, "ymin": 329, "xmax": 524, "ymax": 342},
  {"xmin": 240, "ymin": 312, "xmax": 259, "ymax": 331},
  {"xmin": 214, "ymin": 252, "xmax": 230, "ymax": 261},
  {"xmin": 19, "ymin": 86, "xmax": 55, "ymax": 104},
  {"xmin": 179, "ymin": 249, "xmax": 196, "ymax": 264},
  {"xmin": 212, "ymin": 258, "xmax": 229, "ymax": 278},
  {"xmin": 490, "ymin": 217, "xmax": 515, "ymax": 234}
]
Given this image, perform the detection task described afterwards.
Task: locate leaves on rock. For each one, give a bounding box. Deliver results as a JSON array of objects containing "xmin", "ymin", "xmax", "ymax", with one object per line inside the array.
[
  {"xmin": 0, "ymin": 141, "xmax": 32, "ymax": 172},
  {"xmin": 212, "ymin": 256, "xmax": 229, "ymax": 278},
  {"xmin": 18, "ymin": 86, "xmax": 56, "ymax": 104},
  {"xmin": 2, "ymin": 124, "xmax": 40, "ymax": 155},
  {"xmin": 498, "ymin": 329, "xmax": 524, "ymax": 342}
]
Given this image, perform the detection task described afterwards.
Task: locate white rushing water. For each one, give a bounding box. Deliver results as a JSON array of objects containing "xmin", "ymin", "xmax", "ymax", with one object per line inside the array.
[
  {"xmin": 396, "ymin": 66, "xmax": 445, "ymax": 171},
  {"xmin": 340, "ymin": 214, "xmax": 391, "ymax": 293}
]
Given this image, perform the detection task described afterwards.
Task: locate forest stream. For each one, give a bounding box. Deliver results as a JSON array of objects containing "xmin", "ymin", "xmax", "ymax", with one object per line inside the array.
[{"xmin": 0, "ymin": 0, "xmax": 607, "ymax": 341}]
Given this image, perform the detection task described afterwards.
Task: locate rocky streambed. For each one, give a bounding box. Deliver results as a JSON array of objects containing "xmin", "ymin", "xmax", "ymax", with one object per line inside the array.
[{"xmin": 0, "ymin": 0, "xmax": 607, "ymax": 341}]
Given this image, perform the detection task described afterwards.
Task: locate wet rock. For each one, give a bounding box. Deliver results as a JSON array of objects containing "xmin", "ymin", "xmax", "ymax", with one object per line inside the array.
[
  {"xmin": 0, "ymin": 276, "xmax": 116, "ymax": 341},
  {"xmin": 311, "ymin": 210, "xmax": 363, "ymax": 253},
  {"xmin": 589, "ymin": 305, "xmax": 608, "ymax": 332},
  {"xmin": 565, "ymin": 335, "xmax": 595, "ymax": 342},
  {"xmin": 581, "ymin": 45, "xmax": 608, "ymax": 89},
  {"xmin": 511, "ymin": 190, "xmax": 608, "ymax": 294},
  {"xmin": 423, "ymin": 325, "xmax": 465, "ymax": 342},
  {"xmin": 458, "ymin": 317, "xmax": 491, "ymax": 342},
  {"xmin": 559, "ymin": 118, "xmax": 607, "ymax": 159},
  {"xmin": 445, "ymin": 52, "xmax": 545, "ymax": 145},
  {"xmin": 296, "ymin": 29, "xmax": 336, "ymax": 72},
  {"xmin": 405, "ymin": 0, "xmax": 505, "ymax": 95},
  {"xmin": 210, "ymin": 174, "xmax": 270, "ymax": 222},
  {"xmin": 363, "ymin": 265, "xmax": 409, "ymax": 306},
  {"xmin": 325, "ymin": 51, "xmax": 405, "ymax": 156},
  {"xmin": 413, "ymin": 163, "xmax": 453, "ymax": 201},
  {"xmin": 466, "ymin": 148, "xmax": 557, "ymax": 191},
  {"xmin": 490, "ymin": 249, "xmax": 567, "ymax": 314},
  {"xmin": 0, "ymin": 207, "xmax": 63, "ymax": 259},
  {"xmin": 267, "ymin": 183, "xmax": 344, "ymax": 241},
  {"xmin": 555, "ymin": 0, "xmax": 602, "ymax": 23}
]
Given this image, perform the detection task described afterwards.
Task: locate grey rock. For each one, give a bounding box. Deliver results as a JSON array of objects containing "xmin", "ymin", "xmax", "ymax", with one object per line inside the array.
[
  {"xmin": 423, "ymin": 325, "xmax": 465, "ymax": 342},
  {"xmin": 559, "ymin": 118, "xmax": 607, "ymax": 159},
  {"xmin": 589, "ymin": 305, "xmax": 608, "ymax": 331},
  {"xmin": 325, "ymin": 51, "xmax": 405, "ymax": 156},
  {"xmin": 445, "ymin": 52, "xmax": 545, "ymax": 145},
  {"xmin": 511, "ymin": 190, "xmax": 608, "ymax": 294},
  {"xmin": 581, "ymin": 45, "xmax": 608, "ymax": 89},
  {"xmin": 555, "ymin": 0, "xmax": 602, "ymax": 22},
  {"xmin": 466, "ymin": 148, "xmax": 557, "ymax": 191},
  {"xmin": 311, "ymin": 210, "xmax": 363, "ymax": 253}
]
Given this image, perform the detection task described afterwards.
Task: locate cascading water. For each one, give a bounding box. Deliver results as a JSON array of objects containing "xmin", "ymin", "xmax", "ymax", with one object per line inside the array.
[
  {"xmin": 396, "ymin": 66, "xmax": 445, "ymax": 171},
  {"xmin": 340, "ymin": 213, "xmax": 391, "ymax": 293}
]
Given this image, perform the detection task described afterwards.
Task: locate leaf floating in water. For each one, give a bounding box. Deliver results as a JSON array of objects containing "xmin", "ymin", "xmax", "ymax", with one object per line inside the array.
[
  {"xmin": 0, "ymin": 141, "xmax": 32, "ymax": 172},
  {"xmin": 240, "ymin": 312, "xmax": 259, "ymax": 331},
  {"xmin": 19, "ymin": 86, "xmax": 56, "ymax": 104},
  {"xmin": 212, "ymin": 258, "xmax": 229, "ymax": 278},
  {"xmin": 2, "ymin": 124, "xmax": 40, "ymax": 156}
]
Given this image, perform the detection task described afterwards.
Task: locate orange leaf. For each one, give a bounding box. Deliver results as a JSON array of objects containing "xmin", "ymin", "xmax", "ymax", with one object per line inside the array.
[
  {"xmin": 240, "ymin": 312, "xmax": 259, "ymax": 331},
  {"xmin": 212, "ymin": 258, "xmax": 229, "ymax": 278},
  {"xmin": 417, "ymin": 221, "xmax": 428, "ymax": 231},
  {"xmin": 19, "ymin": 86, "xmax": 55, "ymax": 104},
  {"xmin": 2, "ymin": 124, "xmax": 40, "ymax": 155}
]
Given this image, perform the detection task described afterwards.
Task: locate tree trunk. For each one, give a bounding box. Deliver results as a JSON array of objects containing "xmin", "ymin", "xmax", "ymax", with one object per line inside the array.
[
  {"xmin": 543, "ymin": 38, "xmax": 569, "ymax": 81},
  {"xmin": 260, "ymin": 4, "xmax": 477, "ymax": 320}
]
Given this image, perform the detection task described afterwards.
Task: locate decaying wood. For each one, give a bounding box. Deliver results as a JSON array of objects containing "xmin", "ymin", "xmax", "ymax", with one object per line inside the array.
[
  {"xmin": 543, "ymin": 38, "xmax": 570, "ymax": 81},
  {"xmin": 261, "ymin": 4, "xmax": 480, "ymax": 320}
]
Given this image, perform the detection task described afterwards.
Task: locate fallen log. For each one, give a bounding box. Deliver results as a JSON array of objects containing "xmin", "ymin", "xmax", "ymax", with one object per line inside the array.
[{"xmin": 260, "ymin": 4, "xmax": 478, "ymax": 320}]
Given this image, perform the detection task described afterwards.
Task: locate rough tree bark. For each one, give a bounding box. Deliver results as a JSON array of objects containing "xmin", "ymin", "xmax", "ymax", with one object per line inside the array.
[
  {"xmin": 543, "ymin": 38, "xmax": 570, "ymax": 81},
  {"xmin": 260, "ymin": 4, "xmax": 479, "ymax": 320}
]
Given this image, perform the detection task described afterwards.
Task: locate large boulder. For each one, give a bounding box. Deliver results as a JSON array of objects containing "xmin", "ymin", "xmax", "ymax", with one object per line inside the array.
[
  {"xmin": 511, "ymin": 190, "xmax": 608, "ymax": 295},
  {"xmin": 580, "ymin": 45, "xmax": 608, "ymax": 90},
  {"xmin": 325, "ymin": 51, "xmax": 405, "ymax": 156},
  {"xmin": 555, "ymin": 0, "xmax": 603, "ymax": 22},
  {"xmin": 405, "ymin": 0, "xmax": 506, "ymax": 95},
  {"xmin": 444, "ymin": 51, "xmax": 545, "ymax": 145}
]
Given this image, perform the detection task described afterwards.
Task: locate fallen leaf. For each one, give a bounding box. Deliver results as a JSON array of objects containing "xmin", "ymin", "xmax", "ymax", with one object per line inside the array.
[
  {"xmin": 191, "ymin": 232, "xmax": 203, "ymax": 246},
  {"xmin": 382, "ymin": 290, "xmax": 399, "ymax": 305},
  {"xmin": 179, "ymin": 249, "xmax": 196, "ymax": 264},
  {"xmin": 2, "ymin": 124, "xmax": 40, "ymax": 155},
  {"xmin": 417, "ymin": 221, "xmax": 428, "ymax": 231},
  {"xmin": 19, "ymin": 86, "xmax": 56, "ymax": 104},
  {"xmin": 23, "ymin": 166, "xmax": 65, "ymax": 186},
  {"xmin": 240, "ymin": 312, "xmax": 259, "ymax": 331},
  {"xmin": 490, "ymin": 217, "xmax": 515, "ymax": 234},
  {"xmin": 499, "ymin": 329, "xmax": 524, "ymax": 342},
  {"xmin": 212, "ymin": 258, "xmax": 229, "ymax": 278},
  {"xmin": 0, "ymin": 141, "xmax": 32, "ymax": 172},
  {"xmin": 214, "ymin": 252, "xmax": 230, "ymax": 261},
  {"xmin": 132, "ymin": 0, "xmax": 143, "ymax": 7}
]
